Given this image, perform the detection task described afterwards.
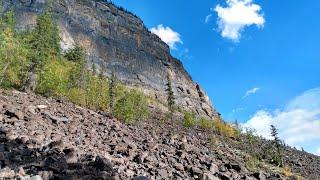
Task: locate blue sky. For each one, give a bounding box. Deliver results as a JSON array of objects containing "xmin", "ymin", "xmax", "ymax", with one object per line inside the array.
[{"xmin": 111, "ymin": 0, "xmax": 320, "ymax": 154}]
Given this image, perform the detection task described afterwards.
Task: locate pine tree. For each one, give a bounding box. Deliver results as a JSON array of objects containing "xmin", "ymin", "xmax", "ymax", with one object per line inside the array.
[
  {"xmin": 234, "ymin": 119, "xmax": 240, "ymax": 129},
  {"xmin": 166, "ymin": 74, "xmax": 175, "ymax": 120},
  {"xmin": 270, "ymin": 125, "xmax": 281, "ymax": 146},
  {"xmin": 97, "ymin": 63, "xmax": 106, "ymax": 110},
  {"xmin": 29, "ymin": 12, "xmax": 61, "ymax": 72},
  {"xmin": 65, "ymin": 44, "xmax": 85, "ymax": 62},
  {"xmin": 91, "ymin": 63, "xmax": 96, "ymax": 76},
  {"xmin": 67, "ymin": 46, "xmax": 86, "ymax": 89},
  {"xmin": 270, "ymin": 124, "xmax": 283, "ymax": 166},
  {"xmin": 99, "ymin": 63, "xmax": 107, "ymax": 79},
  {"xmin": 109, "ymin": 71, "xmax": 117, "ymax": 110}
]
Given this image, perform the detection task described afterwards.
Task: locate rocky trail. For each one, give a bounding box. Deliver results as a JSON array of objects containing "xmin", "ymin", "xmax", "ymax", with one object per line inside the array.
[{"xmin": 0, "ymin": 90, "xmax": 319, "ymax": 180}]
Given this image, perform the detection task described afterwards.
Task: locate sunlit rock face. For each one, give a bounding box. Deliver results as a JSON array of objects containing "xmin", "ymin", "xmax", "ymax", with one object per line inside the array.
[{"xmin": 1, "ymin": 0, "xmax": 219, "ymax": 118}]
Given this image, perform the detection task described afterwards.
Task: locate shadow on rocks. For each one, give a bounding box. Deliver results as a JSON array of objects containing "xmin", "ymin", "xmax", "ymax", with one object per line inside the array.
[{"xmin": 0, "ymin": 128, "xmax": 115, "ymax": 180}]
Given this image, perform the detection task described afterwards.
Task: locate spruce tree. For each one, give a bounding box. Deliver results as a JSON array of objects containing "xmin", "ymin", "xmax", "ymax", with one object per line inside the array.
[
  {"xmin": 67, "ymin": 45, "xmax": 86, "ymax": 89},
  {"xmin": 65, "ymin": 44, "xmax": 85, "ymax": 62},
  {"xmin": 109, "ymin": 71, "xmax": 116, "ymax": 110},
  {"xmin": 29, "ymin": 12, "xmax": 61, "ymax": 72},
  {"xmin": 91, "ymin": 63, "xmax": 97, "ymax": 76},
  {"xmin": 166, "ymin": 74, "xmax": 175, "ymax": 120},
  {"xmin": 99, "ymin": 63, "xmax": 107, "ymax": 79},
  {"xmin": 270, "ymin": 124, "xmax": 283, "ymax": 166},
  {"xmin": 270, "ymin": 125, "xmax": 280, "ymax": 146}
]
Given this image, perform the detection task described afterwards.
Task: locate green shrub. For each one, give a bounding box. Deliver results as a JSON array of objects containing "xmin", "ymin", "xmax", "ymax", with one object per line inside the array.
[
  {"xmin": 113, "ymin": 89, "xmax": 149, "ymax": 124},
  {"xmin": 68, "ymin": 59, "xmax": 86, "ymax": 89},
  {"xmin": 85, "ymin": 72, "xmax": 109, "ymax": 111},
  {"xmin": 0, "ymin": 11, "xmax": 16, "ymax": 30},
  {"xmin": 281, "ymin": 165, "xmax": 293, "ymax": 177},
  {"xmin": 245, "ymin": 155, "xmax": 262, "ymax": 171},
  {"xmin": 198, "ymin": 117, "xmax": 215, "ymax": 131},
  {"xmin": 36, "ymin": 58, "xmax": 74, "ymax": 97},
  {"xmin": 183, "ymin": 112, "xmax": 197, "ymax": 128},
  {"xmin": 0, "ymin": 28, "xmax": 30, "ymax": 88},
  {"xmin": 213, "ymin": 119, "xmax": 238, "ymax": 138},
  {"xmin": 67, "ymin": 87, "xmax": 87, "ymax": 106}
]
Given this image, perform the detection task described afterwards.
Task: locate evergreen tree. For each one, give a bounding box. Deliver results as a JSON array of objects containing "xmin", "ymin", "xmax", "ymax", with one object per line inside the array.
[
  {"xmin": 270, "ymin": 124, "xmax": 283, "ymax": 166},
  {"xmin": 29, "ymin": 12, "xmax": 61, "ymax": 71},
  {"xmin": 91, "ymin": 63, "xmax": 96, "ymax": 75},
  {"xmin": 270, "ymin": 125, "xmax": 281, "ymax": 146},
  {"xmin": 166, "ymin": 74, "xmax": 175, "ymax": 120},
  {"xmin": 67, "ymin": 46, "xmax": 86, "ymax": 89},
  {"xmin": 65, "ymin": 44, "xmax": 85, "ymax": 62},
  {"xmin": 99, "ymin": 63, "xmax": 107, "ymax": 79},
  {"xmin": 234, "ymin": 119, "xmax": 239, "ymax": 129},
  {"xmin": 109, "ymin": 71, "xmax": 116, "ymax": 110}
]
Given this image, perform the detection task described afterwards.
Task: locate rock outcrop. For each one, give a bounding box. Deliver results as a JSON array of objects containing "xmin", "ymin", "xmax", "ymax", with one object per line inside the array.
[{"xmin": 1, "ymin": 0, "xmax": 218, "ymax": 119}]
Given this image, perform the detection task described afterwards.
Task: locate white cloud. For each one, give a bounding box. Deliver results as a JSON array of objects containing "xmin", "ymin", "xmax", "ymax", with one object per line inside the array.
[
  {"xmin": 243, "ymin": 88, "xmax": 320, "ymax": 154},
  {"xmin": 243, "ymin": 87, "xmax": 260, "ymax": 98},
  {"xmin": 151, "ymin": 24, "xmax": 183, "ymax": 49},
  {"xmin": 215, "ymin": 0, "xmax": 265, "ymax": 41},
  {"xmin": 316, "ymin": 148, "xmax": 320, "ymax": 156},
  {"xmin": 205, "ymin": 14, "xmax": 212, "ymax": 23}
]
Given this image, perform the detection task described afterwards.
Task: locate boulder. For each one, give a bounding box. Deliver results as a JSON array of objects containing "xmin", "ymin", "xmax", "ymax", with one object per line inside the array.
[{"xmin": 94, "ymin": 156, "xmax": 113, "ymax": 172}]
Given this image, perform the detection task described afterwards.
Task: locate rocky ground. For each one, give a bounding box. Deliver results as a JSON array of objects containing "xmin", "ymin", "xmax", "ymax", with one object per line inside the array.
[{"xmin": 0, "ymin": 89, "xmax": 319, "ymax": 180}]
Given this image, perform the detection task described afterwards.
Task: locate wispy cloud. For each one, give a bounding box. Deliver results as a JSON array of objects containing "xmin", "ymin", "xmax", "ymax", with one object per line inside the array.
[
  {"xmin": 151, "ymin": 24, "xmax": 183, "ymax": 49},
  {"xmin": 232, "ymin": 107, "xmax": 247, "ymax": 113},
  {"xmin": 243, "ymin": 87, "xmax": 260, "ymax": 99},
  {"xmin": 242, "ymin": 87, "xmax": 320, "ymax": 154},
  {"xmin": 178, "ymin": 48, "xmax": 194, "ymax": 60},
  {"xmin": 205, "ymin": 14, "xmax": 212, "ymax": 23},
  {"xmin": 214, "ymin": 0, "xmax": 265, "ymax": 41}
]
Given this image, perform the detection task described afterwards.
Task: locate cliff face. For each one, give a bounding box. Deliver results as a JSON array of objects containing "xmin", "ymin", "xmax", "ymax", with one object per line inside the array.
[{"xmin": 1, "ymin": 0, "xmax": 218, "ymax": 118}]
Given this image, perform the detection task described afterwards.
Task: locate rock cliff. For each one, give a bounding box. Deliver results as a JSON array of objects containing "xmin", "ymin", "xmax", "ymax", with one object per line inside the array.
[{"xmin": 1, "ymin": 0, "xmax": 218, "ymax": 119}]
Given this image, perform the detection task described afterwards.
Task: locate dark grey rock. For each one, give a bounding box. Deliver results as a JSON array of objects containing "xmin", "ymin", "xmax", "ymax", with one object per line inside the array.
[
  {"xmin": 4, "ymin": 105, "xmax": 24, "ymax": 119},
  {"xmin": 132, "ymin": 176, "xmax": 149, "ymax": 180},
  {"xmin": 252, "ymin": 171, "xmax": 266, "ymax": 180},
  {"xmin": 44, "ymin": 111, "xmax": 69, "ymax": 124},
  {"xmin": 94, "ymin": 156, "xmax": 113, "ymax": 172}
]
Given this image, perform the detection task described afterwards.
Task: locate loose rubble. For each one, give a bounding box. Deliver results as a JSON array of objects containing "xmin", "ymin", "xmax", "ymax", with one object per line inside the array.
[{"xmin": 0, "ymin": 90, "xmax": 319, "ymax": 179}]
